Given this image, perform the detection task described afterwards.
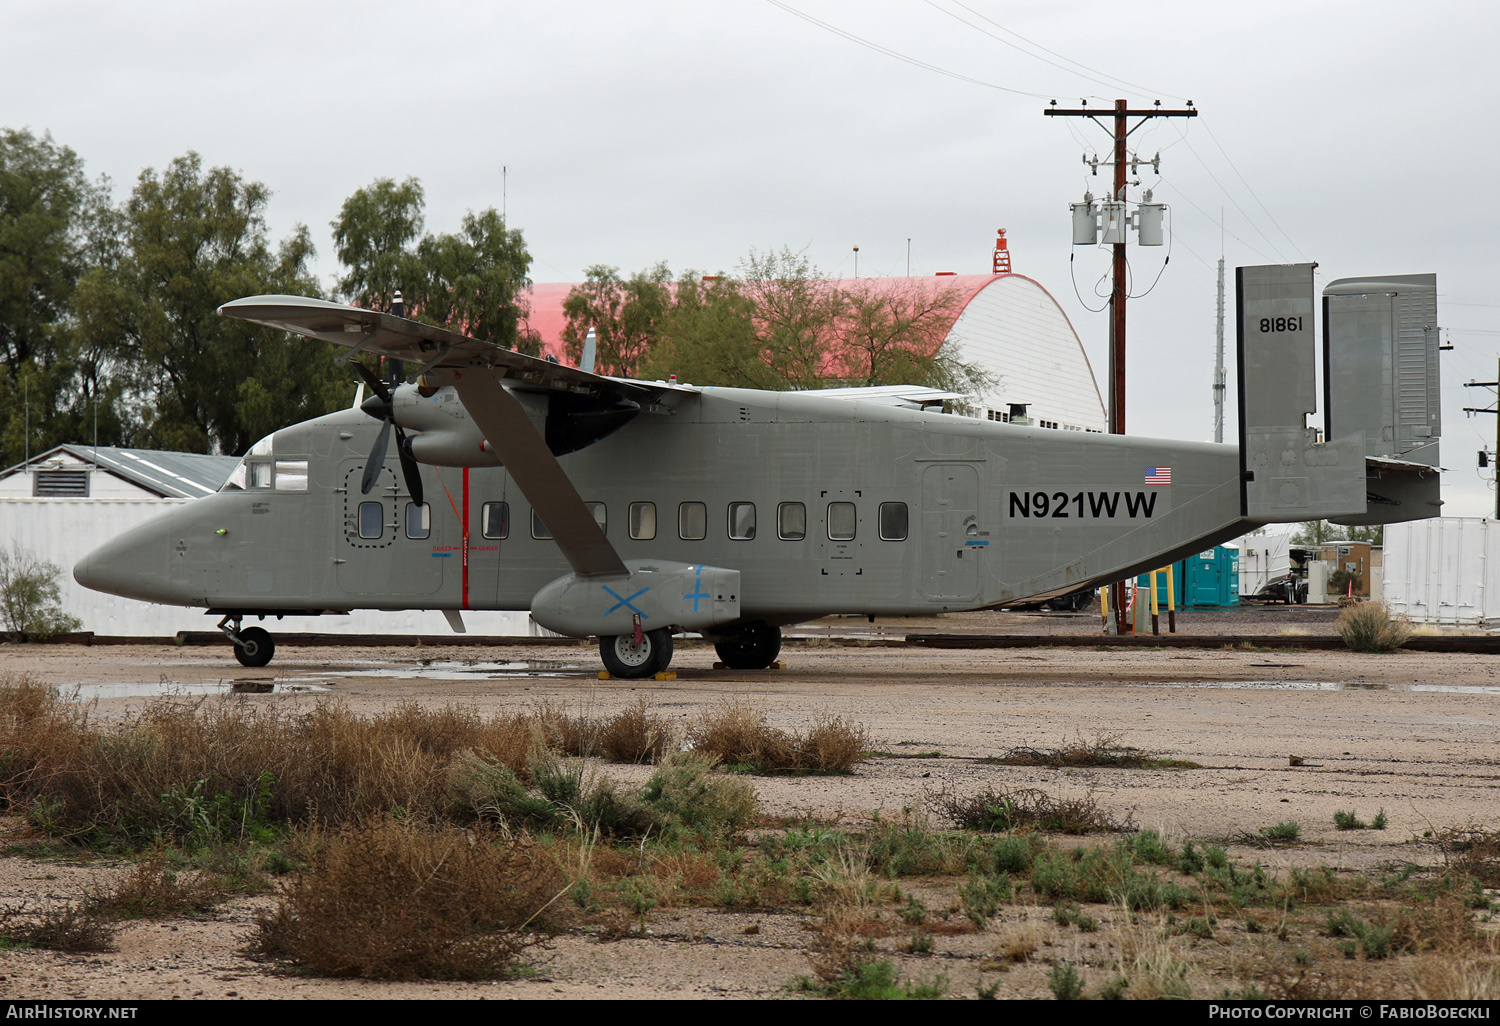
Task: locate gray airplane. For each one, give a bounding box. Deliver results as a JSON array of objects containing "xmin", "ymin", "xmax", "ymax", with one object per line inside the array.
[{"xmin": 73, "ymin": 264, "xmax": 1442, "ymax": 677}]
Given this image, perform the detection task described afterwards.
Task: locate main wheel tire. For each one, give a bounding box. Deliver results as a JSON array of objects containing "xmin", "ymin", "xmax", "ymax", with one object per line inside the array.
[
  {"xmin": 712, "ymin": 622, "xmax": 782, "ymax": 670},
  {"xmin": 600, "ymin": 628, "xmax": 673, "ymax": 679},
  {"xmin": 234, "ymin": 626, "xmax": 275, "ymax": 668}
]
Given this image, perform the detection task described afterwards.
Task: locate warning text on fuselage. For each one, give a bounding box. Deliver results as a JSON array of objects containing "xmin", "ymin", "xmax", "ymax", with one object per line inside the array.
[{"xmin": 1008, "ymin": 491, "xmax": 1159, "ymax": 519}]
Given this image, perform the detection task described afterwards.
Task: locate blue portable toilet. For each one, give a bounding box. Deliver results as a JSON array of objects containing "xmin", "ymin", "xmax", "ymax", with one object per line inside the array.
[{"xmin": 1136, "ymin": 546, "xmax": 1239, "ymax": 608}]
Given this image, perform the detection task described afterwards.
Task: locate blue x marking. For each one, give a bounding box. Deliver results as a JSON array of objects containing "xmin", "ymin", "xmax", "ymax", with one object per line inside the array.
[
  {"xmin": 603, "ymin": 585, "xmax": 650, "ymax": 618},
  {"xmin": 683, "ymin": 564, "xmax": 710, "ymax": 613}
]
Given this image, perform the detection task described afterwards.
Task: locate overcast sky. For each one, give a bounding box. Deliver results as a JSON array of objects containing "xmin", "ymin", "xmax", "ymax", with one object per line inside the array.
[{"xmin": 10, "ymin": 1, "xmax": 1498, "ymax": 515}]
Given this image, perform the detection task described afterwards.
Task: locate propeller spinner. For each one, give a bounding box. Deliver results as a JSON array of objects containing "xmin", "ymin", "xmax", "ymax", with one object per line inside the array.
[{"xmin": 352, "ymin": 361, "xmax": 424, "ymax": 508}]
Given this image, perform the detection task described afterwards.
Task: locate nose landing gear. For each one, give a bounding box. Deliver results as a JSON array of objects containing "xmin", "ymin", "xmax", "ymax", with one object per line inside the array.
[{"xmin": 218, "ymin": 615, "xmax": 276, "ymax": 668}]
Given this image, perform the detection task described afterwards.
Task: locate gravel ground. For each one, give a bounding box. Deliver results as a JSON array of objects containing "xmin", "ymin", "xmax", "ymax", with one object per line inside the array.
[{"xmin": 1, "ymin": 607, "xmax": 1496, "ymax": 1000}]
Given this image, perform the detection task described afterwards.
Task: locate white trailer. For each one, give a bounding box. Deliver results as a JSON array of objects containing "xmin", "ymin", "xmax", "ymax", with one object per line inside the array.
[{"xmin": 1383, "ymin": 517, "xmax": 1500, "ymax": 626}]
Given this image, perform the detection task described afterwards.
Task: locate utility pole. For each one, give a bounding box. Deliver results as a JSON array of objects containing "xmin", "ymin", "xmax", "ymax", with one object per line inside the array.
[
  {"xmin": 1046, "ymin": 99, "xmax": 1197, "ymax": 433},
  {"xmin": 1214, "ymin": 257, "xmax": 1225, "ymax": 443},
  {"xmin": 1463, "ymin": 357, "xmax": 1500, "ymax": 519},
  {"xmin": 1046, "ymin": 98, "xmax": 1197, "ymax": 632}
]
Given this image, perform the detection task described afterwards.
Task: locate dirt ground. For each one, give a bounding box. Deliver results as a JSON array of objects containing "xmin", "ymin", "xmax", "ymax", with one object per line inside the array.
[{"xmin": 2, "ymin": 608, "xmax": 1498, "ymax": 999}]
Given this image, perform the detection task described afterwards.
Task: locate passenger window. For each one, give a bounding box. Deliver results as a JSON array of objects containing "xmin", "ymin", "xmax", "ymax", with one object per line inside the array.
[
  {"xmin": 249, "ymin": 462, "xmax": 272, "ymax": 488},
  {"xmin": 406, "ymin": 503, "xmax": 431, "ymax": 540},
  {"xmin": 275, "ymin": 460, "xmax": 308, "ymax": 491},
  {"xmin": 586, "ymin": 502, "xmax": 606, "ymax": 533},
  {"xmin": 728, "ymin": 502, "xmax": 756, "ymax": 540},
  {"xmin": 778, "ymin": 502, "xmax": 806, "ymax": 541},
  {"xmin": 482, "ymin": 501, "xmax": 509, "ymax": 539},
  {"xmin": 828, "ymin": 502, "xmax": 856, "ymax": 541},
  {"xmin": 878, "ymin": 502, "xmax": 908, "ymax": 541},
  {"xmin": 531, "ymin": 509, "xmax": 552, "ymax": 540},
  {"xmin": 679, "ymin": 501, "xmax": 706, "ymax": 541},
  {"xmin": 629, "ymin": 502, "xmax": 656, "ymax": 540},
  {"xmin": 358, "ymin": 501, "xmax": 383, "ymax": 539}
]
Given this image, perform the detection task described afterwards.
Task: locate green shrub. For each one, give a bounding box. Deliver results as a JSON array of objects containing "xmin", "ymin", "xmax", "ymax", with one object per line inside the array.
[
  {"xmin": 1047, "ymin": 960, "xmax": 1084, "ymax": 1000},
  {"xmin": 0, "ymin": 546, "xmax": 82, "ymax": 642},
  {"xmin": 1260, "ymin": 821, "xmax": 1301, "ymax": 843}
]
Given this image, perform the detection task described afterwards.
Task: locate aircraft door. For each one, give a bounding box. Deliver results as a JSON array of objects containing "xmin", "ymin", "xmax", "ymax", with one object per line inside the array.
[
  {"xmin": 336, "ymin": 461, "xmax": 443, "ymax": 598},
  {"xmin": 920, "ymin": 463, "xmax": 982, "ymax": 602}
]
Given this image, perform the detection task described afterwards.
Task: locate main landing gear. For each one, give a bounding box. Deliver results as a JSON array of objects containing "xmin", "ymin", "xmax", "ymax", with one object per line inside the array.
[
  {"xmin": 597, "ymin": 622, "xmax": 783, "ymax": 678},
  {"xmin": 599, "ymin": 619, "xmax": 674, "ymax": 679},
  {"xmin": 709, "ymin": 622, "xmax": 782, "ymax": 670},
  {"xmin": 218, "ymin": 615, "xmax": 275, "ymax": 668}
]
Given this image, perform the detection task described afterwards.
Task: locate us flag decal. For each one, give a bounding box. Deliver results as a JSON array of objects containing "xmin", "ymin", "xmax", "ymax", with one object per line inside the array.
[{"xmin": 1144, "ymin": 466, "xmax": 1172, "ymax": 485}]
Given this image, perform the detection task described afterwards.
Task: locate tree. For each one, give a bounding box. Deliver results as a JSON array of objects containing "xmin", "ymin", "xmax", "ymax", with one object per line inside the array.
[
  {"xmin": 737, "ymin": 248, "xmax": 843, "ymax": 389},
  {"xmin": 0, "ymin": 544, "xmax": 81, "ymax": 642},
  {"xmin": 72, "ymin": 153, "xmax": 344, "ymax": 456},
  {"xmin": 638, "ymin": 273, "xmax": 771, "ymax": 388},
  {"xmin": 0, "ymin": 129, "xmax": 120, "ymax": 467},
  {"xmin": 572, "ymin": 248, "xmax": 995, "ymax": 399},
  {"xmin": 331, "ymin": 176, "xmax": 425, "ymax": 313},
  {"xmin": 416, "ymin": 209, "xmax": 536, "ymax": 354},
  {"xmin": 332, "ymin": 179, "xmax": 535, "ymax": 352},
  {"xmin": 560, "ymin": 263, "xmax": 672, "ymax": 377},
  {"xmin": 836, "ymin": 278, "xmax": 995, "ymax": 397},
  {"xmin": 1291, "ymin": 521, "xmax": 1383, "ymax": 547}
]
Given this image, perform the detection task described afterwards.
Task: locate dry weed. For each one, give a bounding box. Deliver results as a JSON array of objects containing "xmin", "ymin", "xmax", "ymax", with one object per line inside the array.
[
  {"xmin": 793, "ymin": 714, "xmax": 870, "ymax": 773},
  {"xmin": 251, "ymin": 817, "xmax": 564, "ymax": 979},
  {"xmin": 0, "ymin": 901, "xmax": 118, "ymax": 953},
  {"xmin": 85, "ymin": 852, "xmax": 226, "ymax": 918},
  {"xmin": 934, "ymin": 785, "xmax": 1132, "ymax": 834},
  {"xmin": 688, "ymin": 700, "xmax": 870, "ymax": 773},
  {"xmin": 688, "ymin": 699, "xmax": 795, "ymax": 769},
  {"xmin": 1336, "ymin": 602, "xmax": 1412, "ymax": 653},
  {"xmin": 599, "ymin": 698, "xmax": 673, "ymax": 763},
  {"xmin": 992, "ymin": 919, "xmax": 1045, "ymax": 962}
]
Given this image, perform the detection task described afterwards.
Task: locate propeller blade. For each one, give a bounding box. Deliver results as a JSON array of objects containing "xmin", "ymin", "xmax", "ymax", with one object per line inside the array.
[
  {"xmin": 394, "ymin": 426, "xmax": 424, "ymax": 508},
  {"xmin": 362, "ymin": 418, "xmax": 393, "ymax": 494},
  {"xmin": 352, "ymin": 361, "xmax": 393, "ymax": 405}
]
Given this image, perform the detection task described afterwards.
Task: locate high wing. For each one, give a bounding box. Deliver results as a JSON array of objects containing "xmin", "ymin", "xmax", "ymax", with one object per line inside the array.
[
  {"xmin": 218, "ymin": 294, "xmax": 680, "ymax": 405},
  {"xmin": 218, "ymin": 294, "xmax": 685, "ymax": 579}
]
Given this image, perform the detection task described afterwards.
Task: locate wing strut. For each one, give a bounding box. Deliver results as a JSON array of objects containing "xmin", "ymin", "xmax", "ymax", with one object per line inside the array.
[{"xmin": 448, "ymin": 372, "xmax": 626, "ymax": 578}]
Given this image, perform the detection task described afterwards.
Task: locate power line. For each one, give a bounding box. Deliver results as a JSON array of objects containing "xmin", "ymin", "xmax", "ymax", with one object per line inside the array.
[
  {"xmin": 946, "ymin": 0, "xmax": 1188, "ymax": 102},
  {"xmin": 1198, "ymin": 120, "xmax": 1304, "ymax": 260},
  {"xmin": 924, "ymin": 0, "xmax": 1175, "ymax": 102},
  {"xmin": 1170, "ymin": 125, "xmax": 1290, "ymax": 262},
  {"xmin": 765, "ymin": 0, "xmax": 1052, "ymax": 98}
]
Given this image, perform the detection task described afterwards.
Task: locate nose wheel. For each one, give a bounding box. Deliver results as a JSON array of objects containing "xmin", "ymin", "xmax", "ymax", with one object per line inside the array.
[{"xmin": 218, "ymin": 616, "xmax": 276, "ymax": 668}]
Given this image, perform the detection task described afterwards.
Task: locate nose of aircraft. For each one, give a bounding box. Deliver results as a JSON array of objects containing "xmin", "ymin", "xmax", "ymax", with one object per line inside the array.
[{"xmin": 73, "ymin": 518, "xmax": 173, "ymax": 603}]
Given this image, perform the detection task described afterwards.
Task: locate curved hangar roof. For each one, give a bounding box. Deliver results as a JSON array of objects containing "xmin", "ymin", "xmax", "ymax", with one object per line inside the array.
[{"xmin": 525, "ymin": 273, "xmax": 1106, "ymax": 433}]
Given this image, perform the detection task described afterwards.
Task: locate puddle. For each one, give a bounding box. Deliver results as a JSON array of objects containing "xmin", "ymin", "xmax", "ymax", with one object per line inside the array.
[
  {"xmin": 315, "ymin": 660, "xmax": 587, "ymax": 681},
  {"xmin": 1125, "ymin": 680, "xmax": 1500, "ymax": 694},
  {"xmin": 65, "ymin": 680, "xmax": 328, "ymax": 700}
]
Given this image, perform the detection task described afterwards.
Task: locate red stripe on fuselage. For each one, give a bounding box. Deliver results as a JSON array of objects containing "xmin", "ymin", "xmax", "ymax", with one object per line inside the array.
[{"xmin": 462, "ymin": 467, "xmax": 470, "ymax": 610}]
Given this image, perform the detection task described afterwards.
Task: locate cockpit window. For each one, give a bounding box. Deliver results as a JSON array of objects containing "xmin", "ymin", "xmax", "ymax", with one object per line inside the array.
[
  {"xmin": 221, "ymin": 432, "xmax": 278, "ymax": 492},
  {"xmin": 275, "ymin": 460, "xmax": 308, "ymax": 491},
  {"xmin": 221, "ymin": 461, "xmax": 247, "ymax": 491}
]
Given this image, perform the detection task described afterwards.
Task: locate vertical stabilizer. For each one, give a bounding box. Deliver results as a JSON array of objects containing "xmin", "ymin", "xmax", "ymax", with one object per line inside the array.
[{"xmin": 1237, "ymin": 263, "xmax": 1365, "ymax": 522}]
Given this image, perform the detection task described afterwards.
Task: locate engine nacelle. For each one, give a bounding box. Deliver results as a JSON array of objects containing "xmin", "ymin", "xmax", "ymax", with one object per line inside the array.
[
  {"xmin": 530, "ymin": 560, "xmax": 741, "ymax": 638},
  {"xmin": 406, "ymin": 423, "xmax": 503, "ymax": 467}
]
